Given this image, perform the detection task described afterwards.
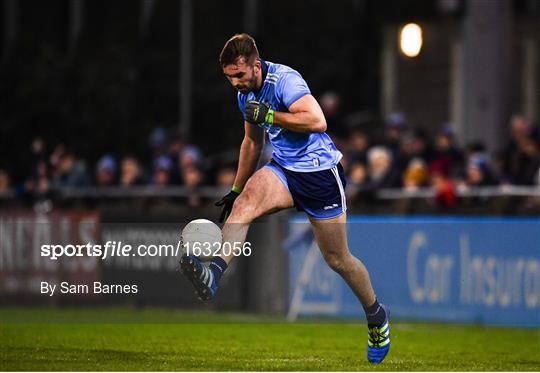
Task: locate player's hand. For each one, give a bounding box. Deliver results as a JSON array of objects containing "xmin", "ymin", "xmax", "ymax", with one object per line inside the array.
[
  {"xmin": 245, "ymin": 100, "xmax": 275, "ymax": 125},
  {"xmin": 215, "ymin": 190, "xmax": 240, "ymax": 223}
]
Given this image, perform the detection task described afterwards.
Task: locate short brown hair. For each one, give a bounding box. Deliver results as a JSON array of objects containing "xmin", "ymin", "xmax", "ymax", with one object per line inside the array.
[{"xmin": 219, "ymin": 33, "xmax": 259, "ymax": 67}]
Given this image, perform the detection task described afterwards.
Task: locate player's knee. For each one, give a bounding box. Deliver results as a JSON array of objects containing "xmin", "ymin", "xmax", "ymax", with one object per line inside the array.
[
  {"xmin": 323, "ymin": 251, "xmax": 351, "ymax": 274},
  {"xmin": 228, "ymin": 195, "xmax": 257, "ymax": 224}
]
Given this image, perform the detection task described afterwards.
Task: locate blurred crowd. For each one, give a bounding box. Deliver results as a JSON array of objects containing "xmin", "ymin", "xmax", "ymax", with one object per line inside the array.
[
  {"xmin": 328, "ymin": 106, "xmax": 540, "ymax": 208},
  {"xmin": 1, "ymin": 96, "xmax": 539, "ymax": 210},
  {"xmin": 2, "ymin": 127, "xmax": 238, "ymax": 199}
]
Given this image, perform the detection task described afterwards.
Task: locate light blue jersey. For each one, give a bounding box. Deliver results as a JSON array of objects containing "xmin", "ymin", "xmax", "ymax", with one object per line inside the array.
[{"xmin": 237, "ymin": 60, "xmax": 342, "ymax": 172}]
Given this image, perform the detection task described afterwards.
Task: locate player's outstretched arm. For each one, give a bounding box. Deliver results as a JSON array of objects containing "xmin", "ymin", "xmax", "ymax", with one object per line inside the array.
[
  {"xmin": 232, "ymin": 121, "xmax": 265, "ymax": 190},
  {"xmin": 215, "ymin": 122, "xmax": 264, "ymax": 222},
  {"xmin": 273, "ymin": 94, "xmax": 327, "ymax": 133}
]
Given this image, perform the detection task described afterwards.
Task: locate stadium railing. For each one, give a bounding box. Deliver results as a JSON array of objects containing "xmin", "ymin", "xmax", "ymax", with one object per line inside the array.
[
  {"xmin": 377, "ymin": 185, "xmax": 540, "ymax": 199},
  {"xmin": 1, "ymin": 185, "xmax": 539, "ymax": 201}
]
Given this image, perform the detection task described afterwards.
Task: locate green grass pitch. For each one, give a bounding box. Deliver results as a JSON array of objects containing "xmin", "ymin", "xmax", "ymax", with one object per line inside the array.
[{"xmin": 1, "ymin": 307, "xmax": 539, "ymax": 371}]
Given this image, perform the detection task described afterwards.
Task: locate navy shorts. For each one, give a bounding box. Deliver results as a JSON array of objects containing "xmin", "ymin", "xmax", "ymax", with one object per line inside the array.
[{"xmin": 265, "ymin": 159, "xmax": 347, "ymax": 220}]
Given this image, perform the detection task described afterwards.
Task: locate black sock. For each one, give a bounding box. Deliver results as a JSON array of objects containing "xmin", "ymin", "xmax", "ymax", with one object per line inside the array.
[
  {"xmin": 364, "ymin": 299, "xmax": 386, "ymax": 327},
  {"xmin": 209, "ymin": 257, "xmax": 228, "ymax": 283}
]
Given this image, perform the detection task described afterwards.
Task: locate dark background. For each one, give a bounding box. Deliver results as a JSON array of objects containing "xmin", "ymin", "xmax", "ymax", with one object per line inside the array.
[
  {"xmin": 0, "ymin": 0, "xmax": 538, "ymax": 188},
  {"xmin": 0, "ymin": 0, "xmax": 459, "ymax": 182}
]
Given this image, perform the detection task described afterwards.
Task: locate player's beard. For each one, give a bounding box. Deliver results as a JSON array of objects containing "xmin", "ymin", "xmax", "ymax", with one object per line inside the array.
[{"xmin": 236, "ymin": 71, "xmax": 258, "ymax": 94}]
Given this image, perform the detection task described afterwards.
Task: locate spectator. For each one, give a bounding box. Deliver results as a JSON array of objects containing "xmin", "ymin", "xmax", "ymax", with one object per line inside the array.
[
  {"xmin": 348, "ymin": 161, "xmax": 368, "ymax": 185},
  {"xmin": 25, "ymin": 160, "xmax": 49, "ymax": 196},
  {"xmin": 395, "ymin": 131, "xmax": 415, "ymax": 173},
  {"xmin": 183, "ymin": 166, "xmax": 204, "ymax": 189},
  {"xmin": 216, "ymin": 166, "xmax": 236, "ymax": 188},
  {"xmin": 462, "ymin": 155, "xmax": 499, "ymax": 187},
  {"xmin": 501, "ymin": 114, "xmax": 532, "ymax": 182},
  {"xmin": 168, "ymin": 134, "xmax": 186, "ymax": 159},
  {"xmin": 396, "ymin": 128, "xmax": 435, "ymax": 174},
  {"xmin": 346, "ymin": 147, "xmax": 400, "ymax": 203},
  {"xmin": 365, "ymin": 146, "xmax": 401, "ymax": 189},
  {"xmin": 183, "ymin": 166, "xmax": 204, "ymax": 207},
  {"xmin": 51, "ymin": 152, "xmax": 90, "ymax": 188},
  {"xmin": 167, "ymin": 134, "xmax": 186, "ymax": 184},
  {"xmin": 431, "ymin": 171, "xmax": 457, "ymax": 209},
  {"xmin": 120, "ymin": 156, "xmax": 145, "ymax": 187},
  {"xmin": 429, "ymin": 125, "xmax": 464, "ymax": 179},
  {"xmin": 465, "ymin": 141, "xmax": 488, "ymax": 161},
  {"xmin": 49, "ymin": 143, "xmax": 66, "ymax": 175},
  {"xmin": 510, "ymin": 137, "xmax": 540, "ymax": 185},
  {"xmin": 348, "ymin": 129, "xmax": 370, "ymax": 164},
  {"xmin": 403, "ymin": 158, "xmax": 429, "ymax": 191},
  {"xmin": 411, "ymin": 128, "xmax": 434, "ymax": 162},
  {"xmin": 96, "ymin": 155, "xmax": 117, "ymax": 187},
  {"xmin": 176, "ymin": 145, "xmax": 204, "ymax": 185},
  {"xmin": 0, "ymin": 169, "xmax": 11, "ymax": 193},
  {"xmin": 345, "ymin": 161, "xmax": 368, "ymax": 198},
  {"xmin": 179, "ymin": 145, "xmax": 203, "ymax": 170},
  {"xmin": 152, "ymin": 155, "xmax": 173, "ymax": 186}
]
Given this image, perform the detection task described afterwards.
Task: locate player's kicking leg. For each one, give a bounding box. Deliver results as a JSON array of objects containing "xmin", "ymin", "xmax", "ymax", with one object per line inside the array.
[
  {"xmin": 310, "ymin": 213, "xmax": 390, "ymax": 364},
  {"xmin": 180, "ymin": 167, "xmax": 293, "ymax": 300}
]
